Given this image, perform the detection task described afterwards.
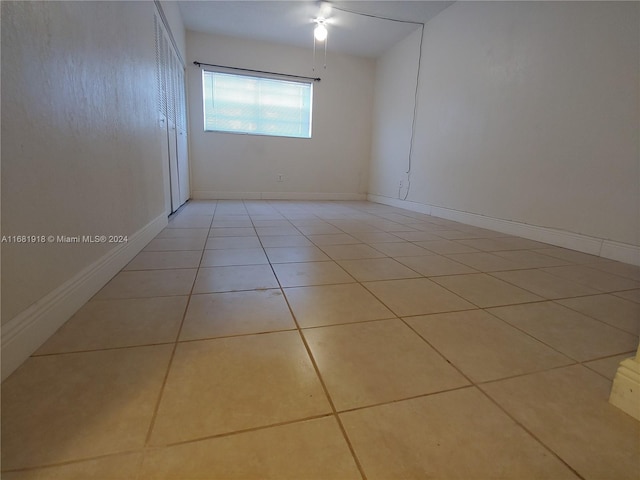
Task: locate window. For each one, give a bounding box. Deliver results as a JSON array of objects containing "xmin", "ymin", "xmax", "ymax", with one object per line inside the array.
[{"xmin": 202, "ymin": 71, "xmax": 313, "ymax": 138}]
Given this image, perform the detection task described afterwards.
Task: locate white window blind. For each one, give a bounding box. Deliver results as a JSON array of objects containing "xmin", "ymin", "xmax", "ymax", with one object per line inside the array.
[{"xmin": 202, "ymin": 71, "xmax": 313, "ymax": 138}]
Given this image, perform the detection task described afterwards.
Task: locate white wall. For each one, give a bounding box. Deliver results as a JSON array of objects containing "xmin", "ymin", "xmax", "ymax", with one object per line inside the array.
[
  {"xmin": 369, "ymin": 28, "xmax": 422, "ymax": 200},
  {"xmin": 1, "ymin": 1, "xmax": 171, "ymax": 375},
  {"xmin": 370, "ymin": 1, "xmax": 640, "ymax": 256},
  {"xmin": 186, "ymin": 31, "xmax": 375, "ymax": 200}
]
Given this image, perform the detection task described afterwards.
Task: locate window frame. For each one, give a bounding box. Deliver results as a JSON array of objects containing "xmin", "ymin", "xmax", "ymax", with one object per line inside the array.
[{"xmin": 201, "ymin": 69, "xmax": 314, "ymax": 139}]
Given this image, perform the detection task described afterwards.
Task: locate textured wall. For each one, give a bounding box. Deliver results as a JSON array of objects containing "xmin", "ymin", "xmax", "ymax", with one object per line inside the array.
[
  {"xmin": 1, "ymin": 1, "xmax": 165, "ymax": 323},
  {"xmin": 371, "ymin": 1, "xmax": 639, "ymax": 246}
]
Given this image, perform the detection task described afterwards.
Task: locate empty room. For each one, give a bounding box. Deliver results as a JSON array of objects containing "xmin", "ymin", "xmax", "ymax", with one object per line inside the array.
[{"xmin": 1, "ymin": 1, "xmax": 639, "ymax": 478}]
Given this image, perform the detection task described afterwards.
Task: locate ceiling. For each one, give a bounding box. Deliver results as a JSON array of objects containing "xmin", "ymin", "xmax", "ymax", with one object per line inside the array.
[{"xmin": 178, "ymin": 1, "xmax": 454, "ymax": 58}]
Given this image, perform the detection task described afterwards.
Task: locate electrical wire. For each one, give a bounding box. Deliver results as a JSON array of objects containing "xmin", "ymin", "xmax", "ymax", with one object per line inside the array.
[
  {"xmin": 328, "ymin": 4, "xmax": 424, "ymax": 25},
  {"xmin": 403, "ymin": 23, "xmax": 425, "ymax": 201},
  {"xmin": 327, "ymin": 2, "xmax": 425, "ymax": 201}
]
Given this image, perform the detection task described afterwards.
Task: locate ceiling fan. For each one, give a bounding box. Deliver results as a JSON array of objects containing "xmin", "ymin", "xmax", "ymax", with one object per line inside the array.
[{"xmin": 311, "ymin": 1, "xmax": 334, "ymax": 69}]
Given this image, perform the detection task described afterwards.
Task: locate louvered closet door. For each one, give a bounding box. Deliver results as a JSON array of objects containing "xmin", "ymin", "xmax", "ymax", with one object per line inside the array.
[
  {"xmin": 176, "ymin": 66, "xmax": 190, "ymax": 206},
  {"xmin": 166, "ymin": 46, "xmax": 181, "ymax": 212},
  {"xmin": 155, "ymin": 13, "xmax": 173, "ymax": 214},
  {"xmin": 154, "ymin": 10, "xmax": 189, "ymax": 214}
]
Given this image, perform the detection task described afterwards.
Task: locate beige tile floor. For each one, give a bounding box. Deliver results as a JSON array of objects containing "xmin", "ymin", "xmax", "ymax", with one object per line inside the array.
[{"xmin": 2, "ymin": 200, "xmax": 639, "ymax": 479}]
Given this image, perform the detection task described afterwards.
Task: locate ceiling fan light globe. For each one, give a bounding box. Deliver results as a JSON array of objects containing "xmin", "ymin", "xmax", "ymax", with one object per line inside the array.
[{"xmin": 314, "ymin": 24, "xmax": 328, "ymax": 42}]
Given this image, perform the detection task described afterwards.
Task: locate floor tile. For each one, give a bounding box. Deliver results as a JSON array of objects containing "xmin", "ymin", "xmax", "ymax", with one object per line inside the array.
[
  {"xmin": 211, "ymin": 218, "xmax": 253, "ymax": 228},
  {"xmin": 492, "ymin": 250, "xmax": 570, "ymax": 268},
  {"xmin": 214, "ymin": 206, "xmax": 248, "ymax": 215},
  {"xmin": 36, "ymin": 297, "xmax": 187, "ymax": 354},
  {"xmin": 482, "ymin": 365, "xmax": 640, "ymax": 480},
  {"xmin": 433, "ymin": 229, "xmax": 490, "ymax": 240},
  {"xmin": 208, "ymin": 227, "xmax": 256, "ymax": 237},
  {"xmin": 180, "ymin": 202, "xmax": 216, "ymax": 215},
  {"xmin": 252, "ymin": 220, "xmax": 293, "ymax": 228},
  {"xmin": 368, "ymin": 241, "xmax": 432, "ymax": 257},
  {"xmin": 390, "ymin": 231, "xmax": 442, "ymax": 242},
  {"xmin": 288, "ymin": 219, "xmax": 322, "ymax": 227},
  {"xmin": 534, "ymin": 247, "xmax": 606, "ymax": 264},
  {"xmin": 457, "ymin": 238, "xmax": 526, "ymax": 252},
  {"xmin": 491, "ymin": 269, "xmax": 599, "ymax": 300},
  {"xmin": 406, "ymin": 310, "xmax": 572, "ymax": 382},
  {"xmin": 155, "ymin": 228, "xmax": 209, "ymax": 239},
  {"xmin": 167, "ymin": 215, "xmax": 213, "ymax": 229},
  {"xmin": 614, "ymin": 289, "xmax": 640, "ymax": 304},
  {"xmin": 488, "ymin": 302, "xmax": 639, "ymax": 361},
  {"xmin": 259, "ymin": 235, "xmax": 314, "ymax": 247},
  {"xmin": 589, "ymin": 261, "xmax": 640, "ymax": 281},
  {"xmin": 93, "ymin": 269, "xmax": 196, "ymax": 299},
  {"xmin": 349, "ymin": 231, "xmax": 402, "ymax": 243},
  {"xmin": 265, "ymin": 246, "xmax": 330, "ymax": 263},
  {"xmin": 141, "ymin": 418, "xmax": 360, "ymax": 480},
  {"xmin": 366, "ymin": 221, "xmax": 413, "ymax": 232},
  {"xmin": 494, "ymin": 237, "xmax": 551, "ymax": 250},
  {"xmin": 205, "ymin": 236, "xmax": 261, "ymax": 250},
  {"xmin": 585, "ymin": 353, "xmax": 635, "ymax": 380},
  {"xmin": 305, "ymin": 319, "xmax": 469, "ymax": 410},
  {"xmin": 328, "ymin": 223, "xmax": 379, "ymax": 234},
  {"xmin": 362, "ymin": 278, "xmax": 475, "ymax": 317},
  {"xmin": 1, "ymin": 346, "xmax": 172, "ymax": 470},
  {"xmin": 459, "ymin": 236, "xmax": 547, "ymax": 252},
  {"xmin": 341, "ymin": 387, "xmax": 578, "ymax": 480},
  {"xmin": 557, "ymin": 294, "xmax": 640, "ymax": 335},
  {"xmin": 272, "ymin": 261, "xmax": 355, "ymax": 287},
  {"xmin": 414, "ymin": 239, "xmax": 479, "ymax": 255},
  {"xmin": 319, "ymin": 244, "xmax": 386, "ymax": 260},
  {"xmin": 337, "ymin": 258, "xmax": 421, "ymax": 282},
  {"xmin": 396, "ymin": 254, "xmax": 478, "ymax": 277},
  {"xmin": 406, "ymin": 223, "xmax": 446, "ymax": 233},
  {"xmin": 125, "ymin": 250, "xmax": 202, "ymax": 270},
  {"xmin": 433, "ymin": 273, "xmax": 543, "ymax": 308},
  {"xmin": 296, "ymin": 224, "xmax": 344, "ymax": 235},
  {"xmin": 445, "ymin": 252, "xmax": 523, "ymax": 272},
  {"xmin": 456, "ymin": 226, "xmax": 510, "ymax": 238},
  {"xmin": 1, "ymin": 452, "xmax": 143, "ymax": 480},
  {"xmin": 285, "ymin": 283, "xmax": 393, "ymax": 327},
  {"xmin": 193, "ymin": 265, "xmax": 278, "ymax": 293},
  {"xmin": 378, "ymin": 213, "xmax": 416, "ymax": 224},
  {"xmin": 149, "ymin": 332, "xmax": 330, "ymax": 445},
  {"xmin": 541, "ymin": 265, "xmax": 640, "ymax": 292},
  {"xmin": 143, "ymin": 237, "xmax": 206, "ymax": 252},
  {"xmin": 181, "ymin": 290, "xmax": 295, "ymax": 340},
  {"xmin": 306, "ymin": 234, "xmax": 360, "ymax": 246},
  {"xmin": 200, "ymin": 247, "xmax": 268, "ymax": 267},
  {"xmin": 256, "ymin": 226, "xmax": 301, "ymax": 236}
]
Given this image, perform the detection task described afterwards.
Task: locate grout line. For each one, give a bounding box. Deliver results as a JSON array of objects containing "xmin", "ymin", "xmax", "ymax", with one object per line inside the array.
[
  {"xmin": 479, "ymin": 308, "xmax": 592, "ymax": 362},
  {"xmin": 142, "ymin": 205, "xmax": 215, "ymax": 447},
  {"xmin": 259, "ymin": 232, "xmax": 368, "ymax": 480},
  {"xmin": 396, "ymin": 306, "xmax": 587, "ymax": 479},
  {"xmin": 0, "ymin": 448, "xmax": 146, "ymax": 475},
  {"xmin": 548, "ymin": 298, "xmax": 640, "ymax": 336},
  {"xmin": 175, "ymin": 327, "xmax": 299, "ymax": 344},
  {"xmin": 30, "ymin": 341, "xmax": 178, "ymax": 357},
  {"xmin": 474, "ymin": 386, "xmax": 587, "ymax": 480},
  {"xmin": 150, "ymin": 413, "xmax": 336, "ymax": 450},
  {"xmin": 335, "ymin": 384, "xmax": 474, "ymax": 415}
]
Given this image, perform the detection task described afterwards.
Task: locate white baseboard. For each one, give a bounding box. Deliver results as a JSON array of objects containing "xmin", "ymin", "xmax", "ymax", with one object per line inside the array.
[
  {"xmin": 368, "ymin": 194, "xmax": 640, "ymax": 266},
  {"xmin": 1, "ymin": 213, "xmax": 168, "ymax": 381},
  {"xmin": 193, "ymin": 191, "xmax": 367, "ymax": 201},
  {"xmin": 609, "ymin": 355, "xmax": 640, "ymax": 421}
]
